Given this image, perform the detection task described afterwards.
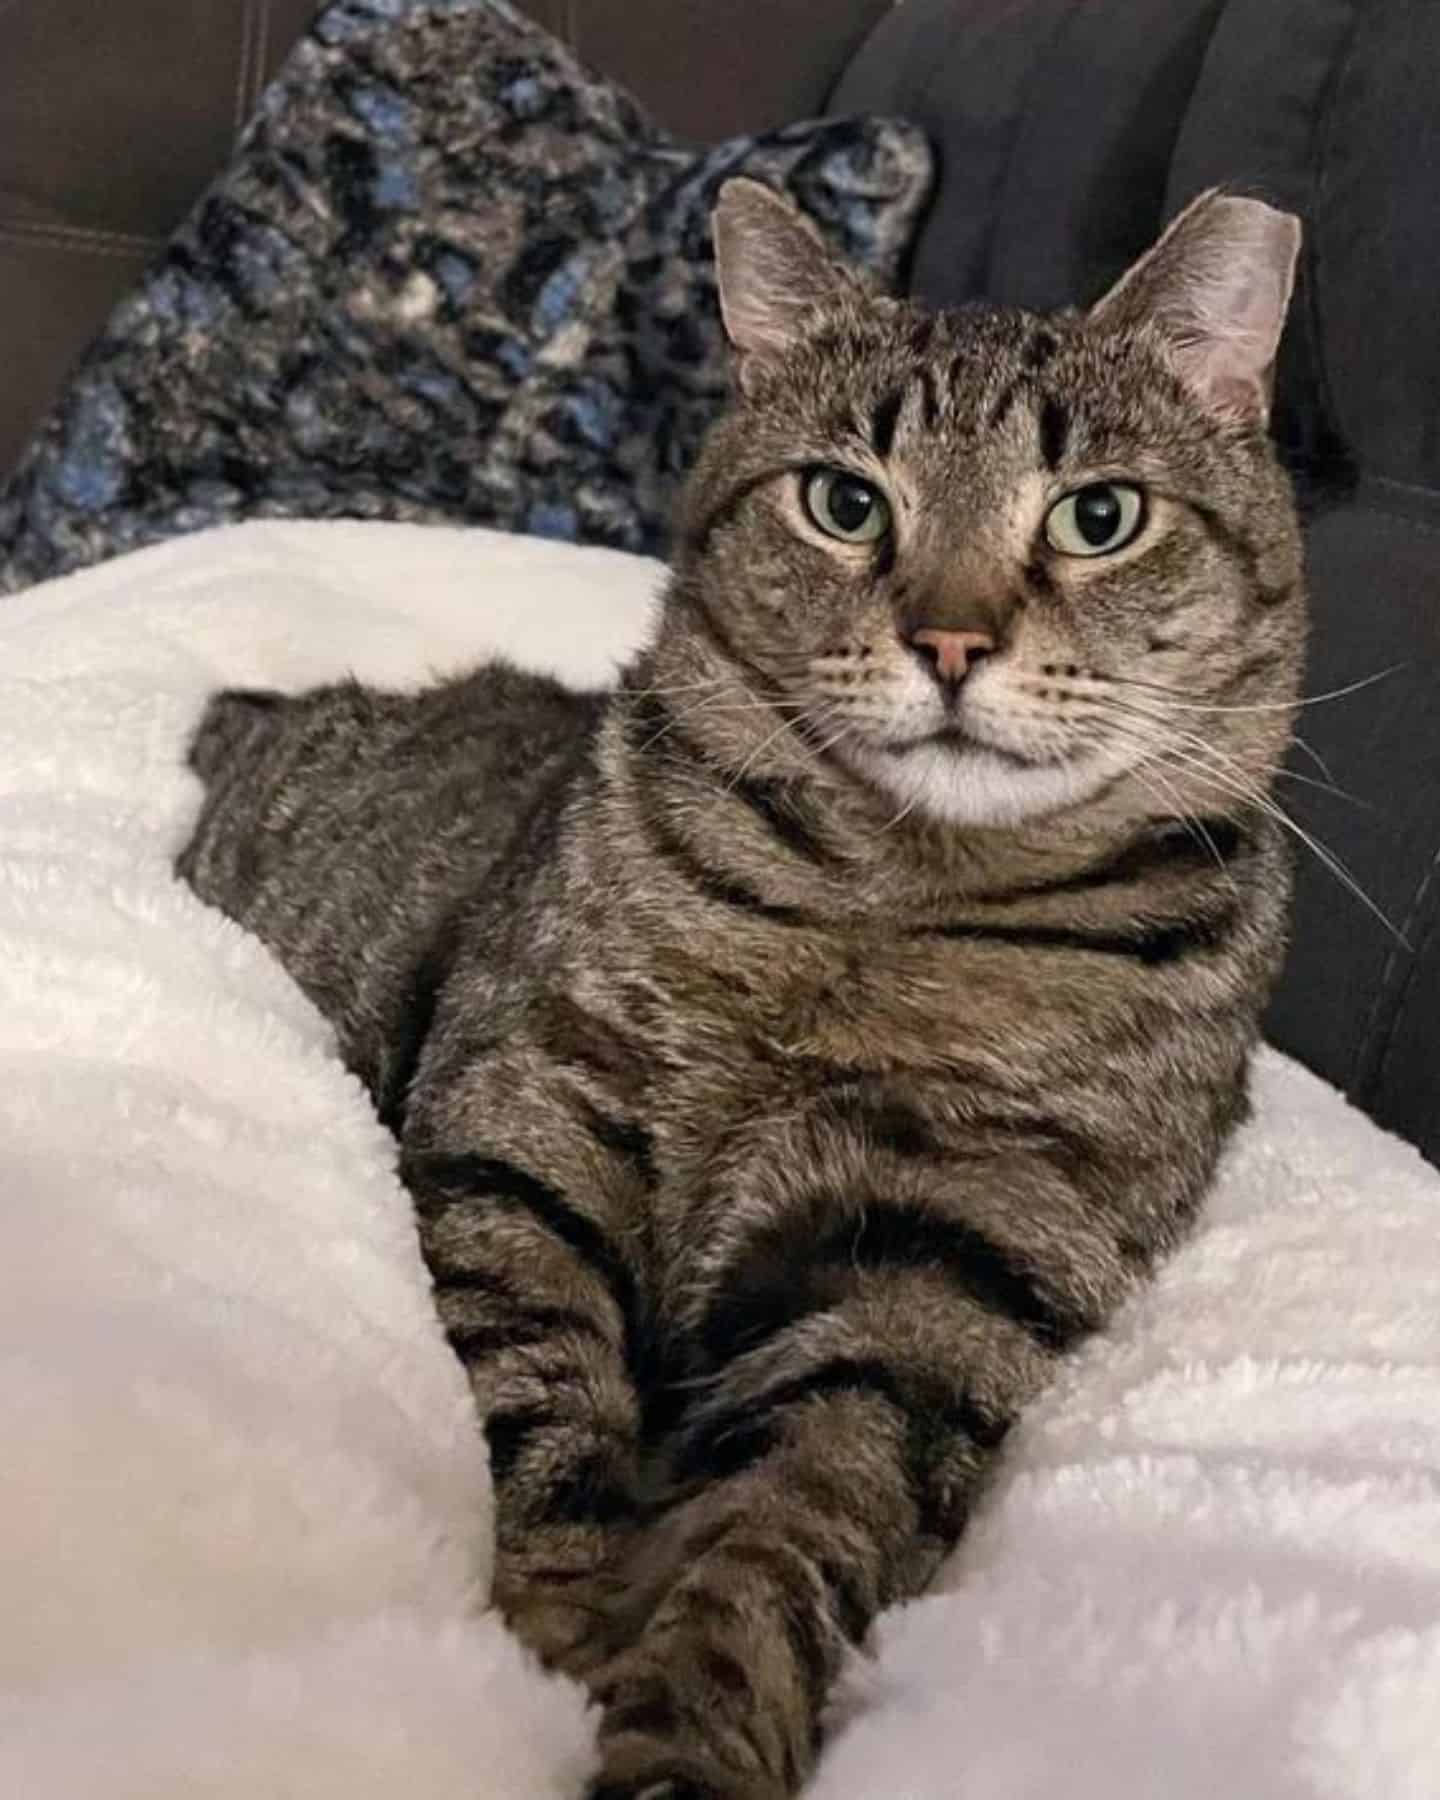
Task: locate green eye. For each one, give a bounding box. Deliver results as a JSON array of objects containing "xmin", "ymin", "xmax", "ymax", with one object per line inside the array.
[
  {"xmin": 1044, "ymin": 482, "xmax": 1146, "ymax": 557},
  {"xmin": 802, "ymin": 468, "xmax": 892, "ymax": 545}
]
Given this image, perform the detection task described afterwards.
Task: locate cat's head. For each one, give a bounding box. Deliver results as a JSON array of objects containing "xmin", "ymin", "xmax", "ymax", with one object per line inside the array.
[{"xmin": 671, "ymin": 181, "xmax": 1305, "ymax": 831}]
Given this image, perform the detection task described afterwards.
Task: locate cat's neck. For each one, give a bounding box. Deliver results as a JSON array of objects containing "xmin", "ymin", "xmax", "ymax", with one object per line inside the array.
[{"xmin": 614, "ymin": 607, "xmax": 1225, "ymax": 920}]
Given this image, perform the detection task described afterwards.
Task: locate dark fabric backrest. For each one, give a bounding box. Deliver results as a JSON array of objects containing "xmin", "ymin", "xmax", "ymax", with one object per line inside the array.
[
  {"xmin": 836, "ymin": 0, "xmax": 1440, "ymax": 1162},
  {"xmin": 520, "ymin": 0, "xmax": 888, "ymax": 142}
]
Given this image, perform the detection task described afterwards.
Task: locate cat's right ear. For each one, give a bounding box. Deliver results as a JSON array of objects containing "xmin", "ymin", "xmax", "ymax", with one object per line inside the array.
[{"xmin": 713, "ymin": 179, "xmax": 852, "ymax": 391}]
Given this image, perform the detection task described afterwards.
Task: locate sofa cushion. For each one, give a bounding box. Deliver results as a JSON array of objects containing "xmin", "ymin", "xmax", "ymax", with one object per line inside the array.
[
  {"xmin": 0, "ymin": 0, "xmax": 931, "ymax": 591},
  {"xmin": 1169, "ymin": 0, "xmax": 1440, "ymax": 496},
  {"xmin": 831, "ymin": 0, "xmax": 1228, "ymax": 314}
]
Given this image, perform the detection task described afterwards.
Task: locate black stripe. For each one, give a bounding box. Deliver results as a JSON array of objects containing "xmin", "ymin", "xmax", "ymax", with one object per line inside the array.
[
  {"xmin": 962, "ymin": 1109, "xmax": 1109, "ymax": 1186},
  {"xmin": 1038, "ymin": 394, "xmax": 1070, "ymax": 469},
  {"xmin": 624, "ymin": 690, "xmax": 838, "ymax": 871},
  {"xmin": 422, "ymin": 1256, "xmax": 515, "ymax": 1295},
  {"xmin": 543, "ymin": 1450, "xmax": 636, "ymax": 1526},
  {"xmin": 632, "ymin": 780, "xmax": 814, "ymax": 926},
  {"xmin": 873, "ymin": 530, "xmax": 897, "ymax": 579},
  {"xmin": 818, "ymin": 1200, "xmax": 1090, "ymax": 1347},
  {"xmin": 699, "ymin": 1195, "xmax": 1090, "ymax": 1368},
  {"xmin": 606, "ymin": 1684, "xmax": 683, "ymax": 1740},
  {"xmin": 445, "ymin": 1303, "xmax": 610, "ymax": 1362},
  {"xmin": 826, "ymin": 1090, "xmax": 942, "ymax": 1156},
  {"xmin": 918, "ymin": 366, "xmax": 940, "ymax": 430},
  {"xmin": 978, "ymin": 817, "xmax": 1247, "ymax": 903},
  {"xmin": 570, "ymin": 1092, "xmax": 657, "ymax": 1185},
  {"xmin": 621, "ymin": 688, "xmax": 686, "ymax": 756},
  {"xmin": 730, "ymin": 1539, "xmax": 835, "ymax": 1722},
  {"xmin": 686, "ymin": 467, "xmax": 788, "ymax": 556},
  {"xmin": 1225, "ymin": 648, "xmax": 1286, "ymax": 695},
  {"xmin": 484, "ymin": 1405, "xmax": 553, "ymax": 1481},
  {"xmin": 1024, "ymin": 328, "xmax": 1058, "ymax": 370},
  {"xmin": 1023, "ymin": 557, "xmax": 1054, "ymax": 596},
  {"xmin": 816, "ymin": 1552, "xmax": 872, "ymax": 1646},
  {"xmin": 402, "ymin": 1151, "xmax": 641, "ymax": 1354},
  {"xmin": 676, "ymin": 1355, "xmax": 1007, "ymax": 1486},
  {"xmin": 699, "ymin": 1646, "xmax": 751, "ymax": 1696},
  {"xmin": 376, "ymin": 922, "xmax": 459, "ymax": 1133},
  {"xmin": 1192, "ymin": 499, "xmax": 1260, "ymax": 586},
  {"xmin": 916, "ymin": 911, "xmax": 1235, "ymax": 965},
  {"xmin": 987, "ymin": 379, "xmax": 1020, "ymax": 431},
  {"xmin": 870, "ymin": 387, "xmax": 905, "ymax": 459},
  {"xmin": 530, "ymin": 995, "xmax": 648, "ymax": 1097},
  {"xmin": 724, "ymin": 771, "xmax": 837, "ymax": 866}
]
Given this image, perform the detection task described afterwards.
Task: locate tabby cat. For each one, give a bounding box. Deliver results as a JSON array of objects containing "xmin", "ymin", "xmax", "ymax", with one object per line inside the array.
[{"xmin": 178, "ymin": 180, "xmax": 1304, "ymax": 1799}]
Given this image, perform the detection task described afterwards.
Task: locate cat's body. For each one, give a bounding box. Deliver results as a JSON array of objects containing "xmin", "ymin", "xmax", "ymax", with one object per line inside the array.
[{"xmin": 178, "ymin": 184, "xmax": 1305, "ymax": 1799}]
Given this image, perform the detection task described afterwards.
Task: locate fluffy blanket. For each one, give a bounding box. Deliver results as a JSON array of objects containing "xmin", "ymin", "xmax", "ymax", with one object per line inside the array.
[{"xmin": 3, "ymin": 521, "xmax": 1439, "ymax": 1799}]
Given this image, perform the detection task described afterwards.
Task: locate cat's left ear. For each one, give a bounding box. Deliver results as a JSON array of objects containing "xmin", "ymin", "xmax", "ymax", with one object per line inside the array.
[
  {"xmin": 713, "ymin": 179, "xmax": 855, "ymax": 390},
  {"xmin": 1088, "ymin": 189, "xmax": 1302, "ymax": 424}
]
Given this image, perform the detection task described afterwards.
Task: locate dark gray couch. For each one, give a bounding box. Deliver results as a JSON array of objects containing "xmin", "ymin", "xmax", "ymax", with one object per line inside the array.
[{"xmin": 3, "ymin": 0, "xmax": 1436, "ymax": 1160}]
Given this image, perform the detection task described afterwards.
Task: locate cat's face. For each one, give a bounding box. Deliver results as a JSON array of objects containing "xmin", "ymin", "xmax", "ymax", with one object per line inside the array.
[{"xmin": 675, "ymin": 185, "xmax": 1306, "ymax": 831}]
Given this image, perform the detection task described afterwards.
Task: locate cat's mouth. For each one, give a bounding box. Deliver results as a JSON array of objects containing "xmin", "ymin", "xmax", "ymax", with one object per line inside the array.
[{"xmin": 879, "ymin": 723, "xmax": 1045, "ymax": 770}]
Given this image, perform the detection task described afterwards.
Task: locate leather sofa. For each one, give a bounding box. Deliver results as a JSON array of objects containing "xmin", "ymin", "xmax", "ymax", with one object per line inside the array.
[{"xmin": 3, "ymin": 0, "xmax": 1436, "ymax": 1163}]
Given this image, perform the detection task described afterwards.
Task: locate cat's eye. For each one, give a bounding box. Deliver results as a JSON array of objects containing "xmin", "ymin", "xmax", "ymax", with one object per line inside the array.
[
  {"xmin": 802, "ymin": 468, "xmax": 892, "ymax": 545},
  {"xmin": 1043, "ymin": 483, "xmax": 1146, "ymax": 557}
]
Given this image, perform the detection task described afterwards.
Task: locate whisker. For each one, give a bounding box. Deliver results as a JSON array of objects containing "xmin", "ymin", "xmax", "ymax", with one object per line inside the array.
[
  {"xmin": 1130, "ymin": 759, "xmax": 1242, "ymax": 900},
  {"xmin": 1091, "ymin": 695, "xmax": 1368, "ymax": 809},
  {"xmin": 1105, "ymin": 663, "xmax": 1404, "ymax": 715},
  {"xmin": 1291, "ymin": 734, "xmax": 1337, "ymax": 786},
  {"xmin": 1092, "ymin": 710, "xmax": 1401, "ymax": 940},
  {"xmin": 1148, "ymin": 739, "xmax": 1405, "ymax": 944}
]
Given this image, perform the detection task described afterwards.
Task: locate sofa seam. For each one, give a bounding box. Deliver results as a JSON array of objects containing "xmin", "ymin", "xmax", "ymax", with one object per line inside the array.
[
  {"xmin": 1363, "ymin": 843, "xmax": 1440, "ymax": 1117},
  {"xmin": 0, "ymin": 222, "xmax": 157, "ymax": 258},
  {"xmin": 234, "ymin": 0, "xmax": 260, "ymax": 143},
  {"xmin": 974, "ymin": 0, "xmax": 1088, "ymax": 295},
  {"xmin": 1302, "ymin": 0, "xmax": 1364, "ymax": 510},
  {"xmin": 254, "ymin": 0, "xmax": 272, "ymax": 109}
]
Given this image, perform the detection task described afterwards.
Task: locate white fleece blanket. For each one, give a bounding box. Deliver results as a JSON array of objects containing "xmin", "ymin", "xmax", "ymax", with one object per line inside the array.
[{"xmin": 3, "ymin": 520, "xmax": 1439, "ymax": 1800}]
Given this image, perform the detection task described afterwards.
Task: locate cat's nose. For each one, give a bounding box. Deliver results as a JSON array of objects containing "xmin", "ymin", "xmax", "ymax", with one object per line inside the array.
[{"xmin": 906, "ymin": 627, "xmax": 996, "ymax": 685}]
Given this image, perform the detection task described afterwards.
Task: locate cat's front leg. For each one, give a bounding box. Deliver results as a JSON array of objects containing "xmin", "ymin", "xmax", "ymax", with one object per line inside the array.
[
  {"xmin": 583, "ymin": 1123, "xmax": 1138, "ymax": 1799},
  {"xmin": 400, "ymin": 1059, "xmax": 656, "ymax": 1678},
  {"xmin": 584, "ymin": 1294, "xmax": 1050, "ymax": 1797}
]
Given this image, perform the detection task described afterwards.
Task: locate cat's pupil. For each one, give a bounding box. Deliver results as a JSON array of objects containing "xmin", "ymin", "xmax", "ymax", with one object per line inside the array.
[
  {"xmin": 829, "ymin": 479, "xmax": 875, "ymax": 534},
  {"xmin": 1074, "ymin": 485, "xmax": 1122, "ymax": 546}
]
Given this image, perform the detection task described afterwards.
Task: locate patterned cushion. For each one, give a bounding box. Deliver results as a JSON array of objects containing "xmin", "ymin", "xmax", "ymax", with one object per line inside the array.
[{"xmin": 0, "ymin": 0, "xmax": 931, "ymax": 593}]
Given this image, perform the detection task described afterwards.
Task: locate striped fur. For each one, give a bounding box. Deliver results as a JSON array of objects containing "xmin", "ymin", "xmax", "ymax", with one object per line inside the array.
[{"xmin": 178, "ymin": 193, "xmax": 1304, "ymax": 1798}]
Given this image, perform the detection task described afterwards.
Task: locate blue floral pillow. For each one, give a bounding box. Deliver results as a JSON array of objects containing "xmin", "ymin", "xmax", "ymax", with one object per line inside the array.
[{"xmin": 0, "ymin": 0, "xmax": 931, "ymax": 593}]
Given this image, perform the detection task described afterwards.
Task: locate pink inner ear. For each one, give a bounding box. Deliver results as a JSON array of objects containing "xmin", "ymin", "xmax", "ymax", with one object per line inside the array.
[{"xmin": 1089, "ymin": 193, "xmax": 1301, "ymax": 426}]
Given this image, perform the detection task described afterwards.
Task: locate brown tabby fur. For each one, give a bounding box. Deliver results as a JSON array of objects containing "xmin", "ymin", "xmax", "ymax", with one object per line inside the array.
[{"xmin": 177, "ymin": 185, "xmax": 1305, "ymax": 1798}]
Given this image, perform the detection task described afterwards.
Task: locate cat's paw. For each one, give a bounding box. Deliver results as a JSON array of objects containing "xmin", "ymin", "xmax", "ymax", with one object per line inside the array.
[
  {"xmin": 588, "ymin": 1779, "xmax": 719, "ymax": 1800},
  {"xmin": 587, "ymin": 1765, "xmax": 758, "ymax": 1800},
  {"xmin": 587, "ymin": 1685, "xmax": 788, "ymax": 1800}
]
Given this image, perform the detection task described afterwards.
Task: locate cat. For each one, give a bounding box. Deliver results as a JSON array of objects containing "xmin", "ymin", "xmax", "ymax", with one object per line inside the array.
[{"xmin": 177, "ymin": 178, "xmax": 1304, "ymax": 1800}]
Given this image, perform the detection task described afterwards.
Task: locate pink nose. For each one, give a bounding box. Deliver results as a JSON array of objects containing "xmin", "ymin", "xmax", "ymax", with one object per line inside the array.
[{"xmin": 907, "ymin": 627, "xmax": 996, "ymax": 683}]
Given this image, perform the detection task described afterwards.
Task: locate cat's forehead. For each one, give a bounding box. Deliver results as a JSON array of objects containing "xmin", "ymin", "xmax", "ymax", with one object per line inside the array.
[
  {"xmin": 793, "ymin": 296, "xmax": 1178, "ymax": 493},
  {"xmin": 838, "ymin": 302, "xmax": 1124, "ymax": 428}
]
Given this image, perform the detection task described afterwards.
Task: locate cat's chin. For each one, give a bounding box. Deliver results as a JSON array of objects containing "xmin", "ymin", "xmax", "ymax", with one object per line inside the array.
[{"xmin": 845, "ymin": 736, "xmax": 1126, "ymax": 829}]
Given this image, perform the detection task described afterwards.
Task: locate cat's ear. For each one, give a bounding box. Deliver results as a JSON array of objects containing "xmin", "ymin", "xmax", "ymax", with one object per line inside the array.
[
  {"xmin": 713, "ymin": 179, "xmax": 853, "ymax": 386},
  {"xmin": 1088, "ymin": 189, "xmax": 1302, "ymax": 424}
]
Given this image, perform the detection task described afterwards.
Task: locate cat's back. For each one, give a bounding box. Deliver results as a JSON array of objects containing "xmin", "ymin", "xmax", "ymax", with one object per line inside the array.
[{"xmin": 178, "ymin": 659, "xmax": 603, "ymax": 1111}]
